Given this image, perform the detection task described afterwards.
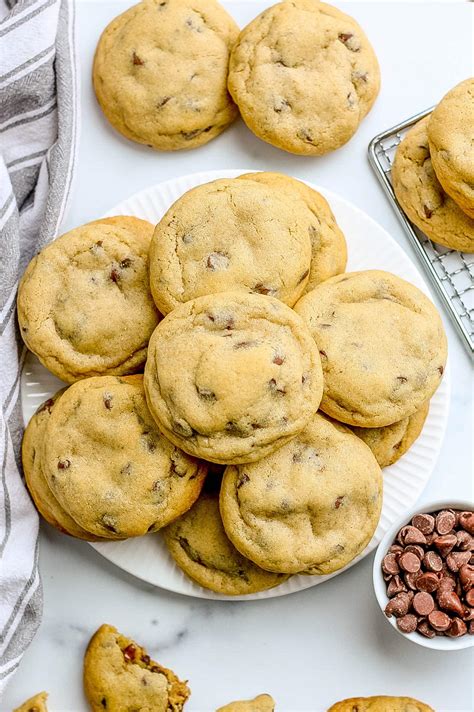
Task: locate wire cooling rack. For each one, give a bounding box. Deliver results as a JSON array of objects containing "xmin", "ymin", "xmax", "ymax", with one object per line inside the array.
[{"xmin": 368, "ymin": 108, "xmax": 474, "ymax": 356}]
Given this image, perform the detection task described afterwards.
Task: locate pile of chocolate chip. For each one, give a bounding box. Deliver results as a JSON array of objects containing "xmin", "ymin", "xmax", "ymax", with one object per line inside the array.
[{"xmin": 382, "ymin": 509, "xmax": 474, "ymax": 638}]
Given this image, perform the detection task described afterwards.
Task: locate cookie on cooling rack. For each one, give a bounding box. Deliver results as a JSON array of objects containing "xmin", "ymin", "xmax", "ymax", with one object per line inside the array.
[
  {"xmin": 428, "ymin": 78, "xmax": 474, "ymax": 219},
  {"xmin": 42, "ymin": 375, "xmax": 207, "ymax": 538},
  {"xmin": 144, "ymin": 291, "xmax": 323, "ymax": 464},
  {"xmin": 227, "ymin": 0, "xmax": 380, "ymax": 155},
  {"xmin": 84, "ymin": 624, "xmax": 190, "ymax": 712},
  {"xmin": 392, "ymin": 116, "xmax": 474, "ymax": 252},
  {"xmin": 93, "ymin": 0, "xmax": 238, "ymax": 151},
  {"xmin": 17, "ymin": 217, "xmax": 159, "ymax": 383},
  {"xmin": 220, "ymin": 413, "xmax": 382, "ymax": 575},
  {"xmin": 295, "ymin": 270, "xmax": 447, "ymax": 428}
]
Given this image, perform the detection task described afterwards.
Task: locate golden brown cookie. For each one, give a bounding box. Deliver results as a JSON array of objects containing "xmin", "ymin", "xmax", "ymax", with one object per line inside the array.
[
  {"xmin": 144, "ymin": 291, "xmax": 323, "ymax": 464},
  {"xmin": 149, "ymin": 175, "xmax": 313, "ymax": 314},
  {"xmin": 163, "ymin": 493, "xmax": 289, "ymax": 595},
  {"xmin": 216, "ymin": 694, "xmax": 275, "ymax": 712},
  {"xmin": 327, "ymin": 696, "xmax": 434, "ymax": 712},
  {"xmin": 93, "ymin": 0, "xmax": 239, "ymax": 151},
  {"xmin": 42, "ymin": 375, "xmax": 206, "ymax": 538},
  {"xmin": 392, "ymin": 116, "xmax": 474, "ymax": 252},
  {"xmin": 238, "ymin": 172, "xmax": 347, "ymax": 291},
  {"xmin": 84, "ymin": 624, "xmax": 189, "ymax": 712},
  {"xmin": 428, "ymin": 78, "xmax": 474, "ymax": 219},
  {"xmin": 13, "ymin": 692, "xmax": 49, "ymax": 712},
  {"xmin": 350, "ymin": 401, "xmax": 430, "ymax": 468},
  {"xmin": 17, "ymin": 217, "xmax": 159, "ymax": 383},
  {"xmin": 294, "ymin": 271, "xmax": 447, "ymax": 427},
  {"xmin": 22, "ymin": 392, "xmax": 106, "ymax": 541},
  {"xmin": 220, "ymin": 413, "xmax": 382, "ymax": 575},
  {"xmin": 228, "ymin": 0, "xmax": 380, "ymax": 155}
]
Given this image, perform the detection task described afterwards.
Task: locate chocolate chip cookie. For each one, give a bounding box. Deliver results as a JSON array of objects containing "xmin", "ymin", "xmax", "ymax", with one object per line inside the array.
[
  {"xmin": 17, "ymin": 217, "xmax": 159, "ymax": 383},
  {"xmin": 350, "ymin": 400, "xmax": 430, "ymax": 468},
  {"xmin": 220, "ymin": 413, "xmax": 382, "ymax": 575},
  {"xmin": 84, "ymin": 624, "xmax": 190, "ymax": 712},
  {"xmin": 428, "ymin": 78, "xmax": 474, "ymax": 219},
  {"xmin": 93, "ymin": 0, "xmax": 239, "ymax": 151},
  {"xmin": 22, "ymin": 391, "xmax": 106, "ymax": 541},
  {"xmin": 149, "ymin": 175, "xmax": 313, "ymax": 314},
  {"xmin": 295, "ymin": 271, "xmax": 447, "ymax": 427},
  {"xmin": 217, "ymin": 694, "xmax": 276, "ymax": 712},
  {"xmin": 13, "ymin": 692, "xmax": 49, "ymax": 712},
  {"xmin": 392, "ymin": 117, "xmax": 474, "ymax": 252},
  {"xmin": 42, "ymin": 375, "xmax": 206, "ymax": 538},
  {"xmin": 163, "ymin": 492, "xmax": 289, "ymax": 595},
  {"xmin": 327, "ymin": 697, "xmax": 434, "ymax": 712},
  {"xmin": 144, "ymin": 292, "xmax": 323, "ymax": 464},
  {"xmin": 227, "ymin": 0, "xmax": 380, "ymax": 155},
  {"xmin": 238, "ymin": 172, "xmax": 347, "ymax": 291}
]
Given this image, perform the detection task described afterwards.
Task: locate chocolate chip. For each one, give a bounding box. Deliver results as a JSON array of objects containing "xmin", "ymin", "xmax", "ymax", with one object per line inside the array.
[
  {"xmin": 397, "ymin": 614, "xmax": 417, "ymax": 633},
  {"xmin": 446, "ymin": 617, "xmax": 467, "ymax": 637},
  {"xmin": 120, "ymin": 258, "xmax": 132, "ymax": 269},
  {"xmin": 423, "ymin": 550, "xmax": 443, "ymax": 572},
  {"xmin": 319, "ymin": 350, "xmax": 328, "ymax": 360},
  {"xmin": 436, "ymin": 510, "xmax": 456, "ymax": 535},
  {"xmin": 132, "ymin": 51, "xmax": 144, "ymax": 66},
  {"xmin": 196, "ymin": 387, "xmax": 216, "ymax": 402},
  {"xmin": 206, "ymin": 252, "xmax": 229, "ymax": 271},
  {"xmin": 428, "ymin": 610, "xmax": 451, "ymax": 632},
  {"xmin": 438, "ymin": 365, "xmax": 444, "ymax": 376},
  {"xmin": 101, "ymin": 699, "xmax": 107, "ymax": 709},
  {"xmin": 274, "ymin": 97, "xmax": 291, "ymax": 113},
  {"xmin": 157, "ymin": 96, "xmax": 171, "ymax": 109},
  {"xmin": 382, "ymin": 553, "xmax": 400, "ymax": 576},
  {"xmin": 110, "ymin": 268, "xmax": 120, "ymax": 283},
  {"xmin": 268, "ymin": 378, "xmax": 286, "ymax": 395},
  {"xmin": 338, "ymin": 32, "xmax": 360, "ymax": 51},
  {"xmin": 273, "ymin": 354, "xmax": 284, "ymax": 365},
  {"xmin": 253, "ymin": 283, "xmax": 277, "ymax": 296},
  {"xmin": 123, "ymin": 644, "xmax": 137, "ymax": 661},
  {"xmin": 100, "ymin": 514, "xmax": 117, "ymax": 533},
  {"xmin": 423, "ymin": 204, "xmax": 433, "ymax": 218},
  {"xmin": 396, "ymin": 375, "xmax": 408, "ymax": 384},
  {"xmin": 335, "ymin": 496, "xmax": 345, "ymax": 509},
  {"xmin": 412, "ymin": 513, "xmax": 435, "ymax": 535},
  {"xmin": 236, "ymin": 472, "xmax": 250, "ymax": 489},
  {"xmin": 297, "ymin": 128, "xmax": 314, "ymax": 143},
  {"xmin": 38, "ymin": 398, "xmax": 55, "ymax": 414},
  {"xmin": 103, "ymin": 392, "xmax": 113, "ymax": 410},
  {"xmin": 57, "ymin": 459, "xmax": 70, "ymax": 470},
  {"xmin": 387, "ymin": 575, "xmax": 406, "ymax": 597},
  {"xmin": 142, "ymin": 654, "xmax": 151, "ymax": 664},
  {"xmin": 399, "ymin": 552, "xmax": 421, "ymax": 573}
]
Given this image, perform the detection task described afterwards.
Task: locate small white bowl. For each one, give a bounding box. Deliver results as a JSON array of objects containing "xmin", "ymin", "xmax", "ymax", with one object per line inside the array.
[{"xmin": 373, "ymin": 499, "xmax": 474, "ymax": 650}]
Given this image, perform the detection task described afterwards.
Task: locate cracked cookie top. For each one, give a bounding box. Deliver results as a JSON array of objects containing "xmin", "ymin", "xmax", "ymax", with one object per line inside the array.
[
  {"xmin": 144, "ymin": 291, "xmax": 323, "ymax": 464},
  {"xmin": 42, "ymin": 375, "xmax": 207, "ymax": 538},
  {"xmin": 392, "ymin": 116, "xmax": 474, "ymax": 252},
  {"xmin": 93, "ymin": 0, "xmax": 239, "ymax": 151},
  {"xmin": 149, "ymin": 175, "xmax": 314, "ymax": 314},
  {"xmin": 227, "ymin": 0, "xmax": 380, "ymax": 155},
  {"xmin": 428, "ymin": 78, "xmax": 474, "ymax": 220},
  {"xmin": 295, "ymin": 270, "xmax": 447, "ymax": 427},
  {"xmin": 17, "ymin": 217, "xmax": 160, "ymax": 383},
  {"xmin": 219, "ymin": 412, "xmax": 382, "ymax": 575},
  {"xmin": 163, "ymin": 492, "xmax": 289, "ymax": 594}
]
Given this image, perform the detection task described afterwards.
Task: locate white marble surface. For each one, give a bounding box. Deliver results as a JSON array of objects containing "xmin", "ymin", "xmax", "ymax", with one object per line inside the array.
[{"xmin": 3, "ymin": 1, "xmax": 473, "ymax": 710}]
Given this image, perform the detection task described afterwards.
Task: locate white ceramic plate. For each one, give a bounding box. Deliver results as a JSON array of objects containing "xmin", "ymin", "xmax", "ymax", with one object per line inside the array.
[{"xmin": 21, "ymin": 169, "xmax": 450, "ymax": 600}]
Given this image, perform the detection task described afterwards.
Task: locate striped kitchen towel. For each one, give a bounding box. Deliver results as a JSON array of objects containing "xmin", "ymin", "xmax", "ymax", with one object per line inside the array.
[{"xmin": 0, "ymin": 0, "xmax": 78, "ymax": 693}]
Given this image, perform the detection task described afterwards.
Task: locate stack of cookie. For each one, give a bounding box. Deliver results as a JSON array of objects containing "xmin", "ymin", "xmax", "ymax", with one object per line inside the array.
[
  {"xmin": 93, "ymin": 0, "xmax": 380, "ymax": 156},
  {"xmin": 392, "ymin": 78, "xmax": 474, "ymax": 253},
  {"xmin": 18, "ymin": 171, "xmax": 447, "ymax": 595}
]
